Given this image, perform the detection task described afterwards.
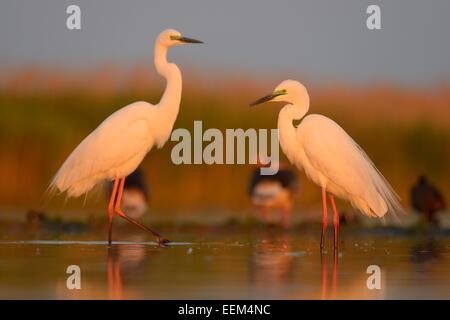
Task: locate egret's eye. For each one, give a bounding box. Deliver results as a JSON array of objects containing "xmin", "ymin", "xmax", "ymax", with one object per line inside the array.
[{"xmin": 273, "ymin": 89, "xmax": 287, "ymax": 96}]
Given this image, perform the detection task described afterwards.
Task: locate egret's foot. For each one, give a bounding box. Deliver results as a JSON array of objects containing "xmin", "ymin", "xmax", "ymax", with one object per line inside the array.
[{"xmin": 158, "ymin": 237, "xmax": 171, "ymax": 246}]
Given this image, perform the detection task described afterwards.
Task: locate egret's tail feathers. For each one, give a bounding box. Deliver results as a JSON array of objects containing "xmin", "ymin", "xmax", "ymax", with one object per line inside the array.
[
  {"xmin": 49, "ymin": 173, "xmax": 98, "ymax": 199},
  {"xmin": 353, "ymin": 143, "xmax": 406, "ymax": 218},
  {"xmin": 48, "ymin": 158, "xmax": 100, "ymax": 199},
  {"xmin": 41, "ymin": 182, "xmax": 61, "ymax": 205},
  {"xmin": 362, "ymin": 193, "xmax": 389, "ymax": 218}
]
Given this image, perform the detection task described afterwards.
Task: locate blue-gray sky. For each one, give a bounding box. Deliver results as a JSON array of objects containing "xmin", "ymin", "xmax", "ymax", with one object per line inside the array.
[{"xmin": 1, "ymin": 0, "xmax": 449, "ymax": 86}]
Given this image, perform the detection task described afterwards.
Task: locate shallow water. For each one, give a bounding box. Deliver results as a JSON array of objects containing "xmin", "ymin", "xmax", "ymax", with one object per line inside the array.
[{"xmin": 1, "ymin": 224, "xmax": 450, "ymax": 299}]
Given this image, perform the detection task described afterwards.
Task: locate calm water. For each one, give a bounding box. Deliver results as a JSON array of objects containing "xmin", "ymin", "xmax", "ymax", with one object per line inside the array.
[{"xmin": 1, "ymin": 223, "xmax": 450, "ymax": 299}]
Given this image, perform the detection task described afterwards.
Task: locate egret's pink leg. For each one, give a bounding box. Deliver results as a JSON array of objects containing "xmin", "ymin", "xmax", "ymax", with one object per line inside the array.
[
  {"xmin": 107, "ymin": 179, "xmax": 119, "ymax": 246},
  {"xmin": 331, "ymin": 248, "xmax": 338, "ymax": 299},
  {"xmin": 115, "ymin": 178, "xmax": 125, "ymax": 206},
  {"xmin": 320, "ymin": 188, "xmax": 328, "ymax": 252},
  {"xmin": 114, "ymin": 177, "xmax": 169, "ymax": 245},
  {"xmin": 329, "ymin": 195, "xmax": 339, "ymax": 298},
  {"xmin": 329, "ymin": 195, "xmax": 339, "ymax": 253},
  {"xmin": 321, "ymin": 254, "xmax": 327, "ymax": 300}
]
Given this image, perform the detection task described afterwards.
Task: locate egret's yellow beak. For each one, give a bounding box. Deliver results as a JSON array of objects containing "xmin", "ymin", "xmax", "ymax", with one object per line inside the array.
[
  {"xmin": 249, "ymin": 89, "xmax": 287, "ymax": 106},
  {"xmin": 170, "ymin": 35, "xmax": 203, "ymax": 43}
]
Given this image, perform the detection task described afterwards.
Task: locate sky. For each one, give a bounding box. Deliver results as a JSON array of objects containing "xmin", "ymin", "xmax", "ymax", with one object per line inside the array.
[{"xmin": 1, "ymin": 0, "xmax": 449, "ymax": 86}]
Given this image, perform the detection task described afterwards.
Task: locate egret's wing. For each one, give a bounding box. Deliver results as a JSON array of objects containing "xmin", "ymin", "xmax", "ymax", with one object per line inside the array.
[
  {"xmin": 300, "ymin": 116, "xmax": 366, "ymax": 195},
  {"xmin": 51, "ymin": 102, "xmax": 155, "ymax": 197},
  {"xmin": 300, "ymin": 115, "xmax": 402, "ymax": 216}
]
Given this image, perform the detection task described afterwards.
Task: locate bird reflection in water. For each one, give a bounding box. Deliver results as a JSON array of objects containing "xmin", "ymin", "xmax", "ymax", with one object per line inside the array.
[
  {"xmin": 107, "ymin": 249, "xmax": 123, "ymax": 299},
  {"xmin": 321, "ymin": 252, "xmax": 338, "ymax": 300},
  {"xmin": 249, "ymin": 233, "xmax": 340, "ymax": 299},
  {"xmin": 410, "ymin": 237, "xmax": 442, "ymax": 271},
  {"xmin": 249, "ymin": 235, "xmax": 295, "ymax": 294},
  {"xmin": 107, "ymin": 237, "xmax": 149, "ymax": 300}
]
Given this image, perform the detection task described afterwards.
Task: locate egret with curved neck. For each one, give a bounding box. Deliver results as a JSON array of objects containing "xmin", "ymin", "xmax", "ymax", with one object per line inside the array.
[
  {"xmin": 49, "ymin": 29, "xmax": 202, "ymax": 245},
  {"xmin": 251, "ymin": 80, "xmax": 403, "ymax": 253}
]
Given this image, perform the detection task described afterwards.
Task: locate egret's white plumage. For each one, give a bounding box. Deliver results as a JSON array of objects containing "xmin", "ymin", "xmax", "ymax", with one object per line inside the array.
[
  {"xmin": 52, "ymin": 102, "xmax": 157, "ymax": 197},
  {"xmin": 49, "ymin": 29, "xmax": 202, "ymax": 244},
  {"xmin": 251, "ymin": 80, "xmax": 404, "ymax": 250},
  {"xmin": 50, "ymin": 29, "xmax": 198, "ymax": 198},
  {"xmin": 289, "ymin": 113, "xmax": 400, "ymax": 217}
]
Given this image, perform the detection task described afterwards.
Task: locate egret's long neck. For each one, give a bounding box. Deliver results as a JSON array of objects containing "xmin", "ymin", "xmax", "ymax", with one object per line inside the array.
[
  {"xmin": 153, "ymin": 43, "xmax": 182, "ymax": 147},
  {"xmin": 277, "ymin": 100, "xmax": 309, "ymax": 163}
]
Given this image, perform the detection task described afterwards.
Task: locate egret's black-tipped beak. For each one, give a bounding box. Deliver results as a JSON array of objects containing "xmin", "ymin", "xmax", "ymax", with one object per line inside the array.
[
  {"xmin": 249, "ymin": 93, "xmax": 276, "ymax": 106},
  {"xmin": 250, "ymin": 89, "xmax": 287, "ymax": 106},
  {"xmin": 171, "ymin": 35, "xmax": 203, "ymax": 44},
  {"xmin": 180, "ymin": 37, "xmax": 203, "ymax": 44}
]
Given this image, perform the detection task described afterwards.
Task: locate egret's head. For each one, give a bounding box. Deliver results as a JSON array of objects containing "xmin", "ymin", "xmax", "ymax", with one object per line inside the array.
[
  {"xmin": 250, "ymin": 80, "xmax": 309, "ymax": 106},
  {"xmin": 157, "ymin": 29, "xmax": 203, "ymax": 47}
]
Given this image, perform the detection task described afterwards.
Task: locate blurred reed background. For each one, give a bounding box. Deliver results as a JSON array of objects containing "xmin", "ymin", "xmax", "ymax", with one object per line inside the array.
[{"xmin": 1, "ymin": 65, "xmax": 449, "ymax": 217}]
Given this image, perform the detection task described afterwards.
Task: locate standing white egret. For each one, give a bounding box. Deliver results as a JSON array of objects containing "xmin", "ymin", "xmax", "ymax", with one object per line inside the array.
[
  {"xmin": 250, "ymin": 80, "xmax": 403, "ymax": 252},
  {"xmin": 49, "ymin": 29, "xmax": 202, "ymax": 245}
]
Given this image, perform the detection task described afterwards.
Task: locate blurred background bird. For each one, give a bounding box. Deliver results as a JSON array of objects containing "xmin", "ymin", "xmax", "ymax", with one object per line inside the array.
[
  {"xmin": 411, "ymin": 176, "xmax": 446, "ymax": 225},
  {"xmin": 249, "ymin": 162, "xmax": 299, "ymax": 228},
  {"xmin": 106, "ymin": 168, "xmax": 149, "ymax": 220}
]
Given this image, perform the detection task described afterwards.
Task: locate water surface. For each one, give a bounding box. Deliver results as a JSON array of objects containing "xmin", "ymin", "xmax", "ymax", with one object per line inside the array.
[{"xmin": 0, "ymin": 224, "xmax": 449, "ymax": 299}]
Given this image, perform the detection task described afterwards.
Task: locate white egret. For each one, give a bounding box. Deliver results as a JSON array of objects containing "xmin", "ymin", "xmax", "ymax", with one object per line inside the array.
[
  {"xmin": 49, "ymin": 29, "xmax": 202, "ymax": 245},
  {"xmin": 250, "ymin": 80, "xmax": 403, "ymax": 252}
]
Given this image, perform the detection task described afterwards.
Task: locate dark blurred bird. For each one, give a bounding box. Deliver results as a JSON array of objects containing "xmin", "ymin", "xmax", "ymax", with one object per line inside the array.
[
  {"xmin": 411, "ymin": 176, "xmax": 446, "ymax": 224},
  {"xmin": 106, "ymin": 168, "xmax": 149, "ymax": 220},
  {"xmin": 26, "ymin": 210, "xmax": 87, "ymax": 234},
  {"xmin": 249, "ymin": 164, "xmax": 299, "ymax": 228}
]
